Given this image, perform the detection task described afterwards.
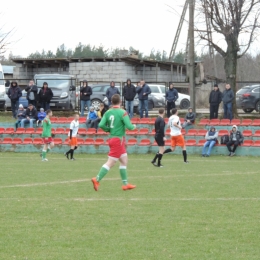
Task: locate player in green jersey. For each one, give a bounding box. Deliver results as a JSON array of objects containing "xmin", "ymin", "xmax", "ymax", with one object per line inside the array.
[
  {"xmin": 41, "ymin": 109, "xmax": 54, "ymax": 161},
  {"xmin": 92, "ymin": 94, "xmax": 137, "ymax": 191}
]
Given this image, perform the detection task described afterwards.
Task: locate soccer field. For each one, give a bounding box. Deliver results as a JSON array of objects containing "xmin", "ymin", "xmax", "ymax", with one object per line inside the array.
[{"xmin": 1, "ymin": 153, "xmax": 260, "ymax": 260}]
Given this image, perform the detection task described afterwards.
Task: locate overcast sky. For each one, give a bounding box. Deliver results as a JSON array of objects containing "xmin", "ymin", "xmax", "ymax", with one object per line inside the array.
[{"xmin": 1, "ymin": 0, "xmax": 259, "ymax": 58}]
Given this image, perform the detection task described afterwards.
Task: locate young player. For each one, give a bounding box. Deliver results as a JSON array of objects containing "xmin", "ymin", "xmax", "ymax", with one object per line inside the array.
[
  {"xmin": 41, "ymin": 109, "xmax": 54, "ymax": 162},
  {"xmin": 151, "ymin": 108, "xmax": 166, "ymax": 167},
  {"xmin": 64, "ymin": 114, "xmax": 79, "ymax": 160},
  {"xmin": 91, "ymin": 94, "xmax": 137, "ymax": 191},
  {"xmin": 163, "ymin": 108, "xmax": 189, "ymax": 163}
]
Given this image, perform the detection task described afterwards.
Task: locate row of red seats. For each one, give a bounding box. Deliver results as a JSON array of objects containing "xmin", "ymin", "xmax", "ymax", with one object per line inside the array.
[
  {"xmin": 198, "ymin": 118, "xmax": 260, "ymax": 126},
  {"xmin": 186, "ymin": 129, "xmax": 260, "ymax": 137}
]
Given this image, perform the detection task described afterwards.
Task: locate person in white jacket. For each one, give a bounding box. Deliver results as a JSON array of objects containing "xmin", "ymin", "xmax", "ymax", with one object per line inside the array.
[{"xmin": 202, "ymin": 126, "xmax": 218, "ymax": 157}]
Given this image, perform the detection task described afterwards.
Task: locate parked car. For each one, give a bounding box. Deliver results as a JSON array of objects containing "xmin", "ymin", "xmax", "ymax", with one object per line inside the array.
[
  {"xmin": 236, "ymin": 85, "xmax": 260, "ymax": 113},
  {"xmin": 4, "ymin": 88, "xmax": 28, "ymax": 110}
]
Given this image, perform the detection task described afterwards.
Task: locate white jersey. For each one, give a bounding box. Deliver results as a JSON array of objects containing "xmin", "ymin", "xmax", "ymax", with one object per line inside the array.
[
  {"xmin": 68, "ymin": 120, "xmax": 79, "ymax": 137},
  {"xmin": 168, "ymin": 115, "xmax": 181, "ymax": 136}
]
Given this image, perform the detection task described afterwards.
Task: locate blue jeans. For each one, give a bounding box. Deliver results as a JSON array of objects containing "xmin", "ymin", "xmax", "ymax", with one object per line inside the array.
[
  {"xmin": 125, "ymin": 100, "xmax": 134, "ymax": 118},
  {"xmin": 139, "ymin": 99, "xmax": 148, "ymax": 118},
  {"xmin": 11, "ymin": 100, "xmax": 19, "ymax": 118},
  {"xmin": 41, "ymin": 102, "xmax": 50, "ymax": 111},
  {"xmin": 202, "ymin": 140, "xmax": 216, "ymax": 155},
  {"xmin": 224, "ymin": 103, "xmax": 232, "ymax": 121},
  {"xmin": 80, "ymin": 100, "xmax": 91, "ymax": 117},
  {"xmin": 21, "ymin": 118, "xmax": 36, "ymax": 128}
]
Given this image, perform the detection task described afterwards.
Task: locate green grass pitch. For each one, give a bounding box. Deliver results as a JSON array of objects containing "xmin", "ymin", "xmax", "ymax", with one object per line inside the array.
[{"xmin": 0, "ymin": 152, "xmax": 260, "ymax": 260}]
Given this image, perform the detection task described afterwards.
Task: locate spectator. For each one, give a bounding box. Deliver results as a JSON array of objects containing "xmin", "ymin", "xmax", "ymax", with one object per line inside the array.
[
  {"xmin": 80, "ymin": 80, "xmax": 92, "ymax": 117},
  {"xmin": 25, "ymin": 80, "xmax": 38, "ymax": 107},
  {"xmin": 209, "ymin": 84, "xmax": 222, "ymax": 119},
  {"xmin": 136, "ymin": 80, "xmax": 151, "ymax": 118},
  {"xmin": 166, "ymin": 83, "xmax": 178, "ymax": 118},
  {"xmin": 222, "ymin": 84, "xmax": 234, "ymax": 121},
  {"xmin": 21, "ymin": 104, "xmax": 37, "ymax": 128},
  {"xmin": 202, "ymin": 126, "xmax": 218, "ymax": 157},
  {"xmin": 7, "ymin": 81, "xmax": 22, "ymax": 118},
  {"xmin": 86, "ymin": 106, "xmax": 98, "ymax": 128},
  {"xmin": 182, "ymin": 107, "xmax": 196, "ymax": 128},
  {"xmin": 38, "ymin": 82, "xmax": 53, "ymax": 111},
  {"xmin": 90, "ymin": 103, "xmax": 107, "ymax": 131},
  {"xmin": 15, "ymin": 104, "xmax": 26, "ymax": 130},
  {"xmin": 123, "ymin": 79, "xmax": 136, "ymax": 119},
  {"xmin": 106, "ymin": 81, "xmax": 120, "ymax": 107},
  {"xmin": 37, "ymin": 108, "xmax": 46, "ymax": 126},
  {"xmin": 226, "ymin": 125, "xmax": 244, "ymax": 157}
]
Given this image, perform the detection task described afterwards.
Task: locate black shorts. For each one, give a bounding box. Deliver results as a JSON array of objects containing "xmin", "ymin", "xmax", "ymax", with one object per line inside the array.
[{"xmin": 155, "ymin": 134, "xmax": 165, "ymax": 146}]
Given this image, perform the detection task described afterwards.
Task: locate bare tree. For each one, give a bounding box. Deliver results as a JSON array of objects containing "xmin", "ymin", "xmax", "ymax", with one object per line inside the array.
[
  {"xmin": 198, "ymin": 0, "xmax": 260, "ymax": 117},
  {"xmin": 0, "ymin": 26, "xmax": 14, "ymax": 56}
]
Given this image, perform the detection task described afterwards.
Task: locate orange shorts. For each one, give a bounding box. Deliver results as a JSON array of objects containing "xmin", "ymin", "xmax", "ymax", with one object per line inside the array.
[
  {"xmin": 171, "ymin": 135, "xmax": 185, "ymax": 147},
  {"xmin": 69, "ymin": 137, "xmax": 78, "ymax": 147}
]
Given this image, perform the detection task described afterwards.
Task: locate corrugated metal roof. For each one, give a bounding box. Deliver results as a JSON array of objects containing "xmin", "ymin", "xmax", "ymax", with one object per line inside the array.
[{"xmin": 2, "ymin": 65, "xmax": 15, "ymax": 74}]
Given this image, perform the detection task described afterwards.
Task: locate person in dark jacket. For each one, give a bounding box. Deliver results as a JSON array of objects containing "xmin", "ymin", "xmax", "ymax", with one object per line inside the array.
[
  {"xmin": 165, "ymin": 83, "xmax": 178, "ymax": 118},
  {"xmin": 226, "ymin": 125, "xmax": 244, "ymax": 156},
  {"xmin": 209, "ymin": 84, "xmax": 222, "ymax": 119},
  {"xmin": 136, "ymin": 80, "xmax": 151, "ymax": 118},
  {"xmin": 202, "ymin": 126, "xmax": 218, "ymax": 157},
  {"xmin": 21, "ymin": 104, "xmax": 37, "ymax": 128},
  {"xmin": 7, "ymin": 81, "xmax": 22, "ymax": 118},
  {"xmin": 123, "ymin": 79, "xmax": 136, "ymax": 119},
  {"xmin": 80, "ymin": 80, "xmax": 92, "ymax": 117},
  {"xmin": 106, "ymin": 81, "xmax": 120, "ymax": 107},
  {"xmin": 38, "ymin": 82, "xmax": 53, "ymax": 111},
  {"xmin": 222, "ymin": 84, "xmax": 234, "ymax": 121},
  {"xmin": 15, "ymin": 104, "xmax": 26, "ymax": 129},
  {"xmin": 25, "ymin": 80, "xmax": 38, "ymax": 107},
  {"xmin": 182, "ymin": 107, "xmax": 196, "ymax": 128}
]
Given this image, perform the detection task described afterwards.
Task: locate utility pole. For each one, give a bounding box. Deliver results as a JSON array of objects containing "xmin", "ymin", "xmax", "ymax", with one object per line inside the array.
[{"xmin": 189, "ymin": 0, "xmax": 196, "ymax": 113}]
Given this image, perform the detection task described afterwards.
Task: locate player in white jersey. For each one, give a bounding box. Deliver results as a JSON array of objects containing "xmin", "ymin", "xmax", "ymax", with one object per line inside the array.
[
  {"xmin": 64, "ymin": 114, "xmax": 79, "ymax": 160},
  {"xmin": 163, "ymin": 108, "xmax": 189, "ymax": 163}
]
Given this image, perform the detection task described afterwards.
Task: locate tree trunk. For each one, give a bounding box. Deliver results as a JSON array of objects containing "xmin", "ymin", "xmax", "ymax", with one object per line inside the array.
[{"xmin": 224, "ymin": 38, "xmax": 238, "ymax": 118}]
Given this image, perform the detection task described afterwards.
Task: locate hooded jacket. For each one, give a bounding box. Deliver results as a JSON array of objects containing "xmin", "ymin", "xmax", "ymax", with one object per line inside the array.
[
  {"xmin": 25, "ymin": 106, "xmax": 37, "ymax": 119},
  {"xmin": 38, "ymin": 86, "xmax": 53, "ymax": 103},
  {"xmin": 205, "ymin": 126, "xmax": 218, "ymax": 141},
  {"xmin": 25, "ymin": 84, "xmax": 38, "ymax": 100},
  {"xmin": 106, "ymin": 82, "xmax": 120, "ymax": 102},
  {"xmin": 209, "ymin": 88, "xmax": 222, "ymax": 104},
  {"xmin": 184, "ymin": 110, "xmax": 196, "ymax": 123},
  {"xmin": 136, "ymin": 84, "xmax": 151, "ymax": 100},
  {"xmin": 166, "ymin": 88, "xmax": 178, "ymax": 102},
  {"xmin": 80, "ymin": 82, "xmax": 92, "ymax": 101},
  {"xmin": 222, "ymin": 88, "xmax": 234, "ymax": 104},
  {"xmin": 229, "ymin": 125, "xmax": 244, "ymax": 144},
  {"xmin": 16, "ymin": 108, "xmax": 26, "ymax": 121},
  {"xmin": 7, "ymin": 82, "xmax": 22, "ymax": 101},
  {"xmin": 123, "ymin": 79, "xmax": 136, "ymax": 101}
]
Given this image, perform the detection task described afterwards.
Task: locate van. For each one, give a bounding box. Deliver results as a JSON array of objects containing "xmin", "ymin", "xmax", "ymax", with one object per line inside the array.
[
  {"xmin": 0, "ymin": 64, "xmax": 6, "ymax": 109},
  {"xmin": 34, "ymin": 74, "xmax": 76, "ymax": 110}
]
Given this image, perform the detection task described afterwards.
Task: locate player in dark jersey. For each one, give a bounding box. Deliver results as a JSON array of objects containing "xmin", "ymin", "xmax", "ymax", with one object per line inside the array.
[
  {"xmin": 151, "ymin": 108, "xmax": 166, "ymax": 167},
  {"xmin": 91, "ymin": 94, "xmax": 137, "ymax": 191}
]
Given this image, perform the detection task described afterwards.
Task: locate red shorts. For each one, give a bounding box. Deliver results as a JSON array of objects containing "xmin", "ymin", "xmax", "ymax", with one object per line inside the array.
[
  {"xmin": 69, "ymin": 137, "xmax": 78, "ymax": 146},
  {"xmin": 171, "ymin": 135, "xmax": 185, "ymax": 147},
  {"xmin": 108, "ymin": 137, "xmax": 126, "ymax": 160},
  {"xmin": 42, "ymin": 137, "xmax": 53, "ymax": 144}
]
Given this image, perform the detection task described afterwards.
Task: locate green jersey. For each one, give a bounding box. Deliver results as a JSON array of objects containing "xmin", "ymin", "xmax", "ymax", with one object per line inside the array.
[
  {"xmin": 42, "ymin": 117, "xmax": 52, "ymax": 138},
  {"xmin": 99, "ymin": 106, "xmax": 135, "ymax": 138}
]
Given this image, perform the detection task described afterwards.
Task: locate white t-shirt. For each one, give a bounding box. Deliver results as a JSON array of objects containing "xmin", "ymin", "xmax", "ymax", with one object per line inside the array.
[
  {"xmin": 169, "ymin": 115, "xmax": 181, "ymax": 136},
  {"xmin": 68, "ymin": 120, "xmax": 79, "ymax": 137}
]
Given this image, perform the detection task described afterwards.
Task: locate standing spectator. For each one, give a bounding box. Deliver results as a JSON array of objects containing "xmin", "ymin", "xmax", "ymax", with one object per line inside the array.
[
  {"xmin": 209, "ymin": 84, "xmax": 222, "ymax": 119},
  {"xmin": 222, "ymin": 84, "xmax": 234, "ymax": 121},
  {"xmin": 80, "ymin": 80, "xmax": 92, "ymax": 117},
  {"xmin": 226, "ymin": 125, "xmax": 244, "ymax": 156},
  {"xmin": 86, "ymin": 106, "xmax": 98, "ymax": 128},
  {"xmin": 182, "ymin": 107, "xmax": 196, "ymax": 128},
  {"xmin": 90, "ymin": 103, "xmax": 107, "ymax": 131},
  {"xmin": 136, "ymin": 80, "xmax": 151, "ymax": 118},
  {"xmin": 165, "ymin": 83, "xmax": 178, "ymax": 118},
  {"xmin": 15, "ymin": 104, "xmax": 26, "ymax": 130},
  {"xmin": 123, "ymin": 79, "xmax": 136, "ymax": 119},
  {"xmin": 106, "ymin": 81, "xmax": 120, "ymax": 107},
  {"xmin": 25, "ymin": 80, "xmax": 38, "ymax": 107},
  {"xmin": 21, "ymin": 104, "xmax": 37, "ymax": 128},
  {"xmin": 36, "ymin": 108, "xmax": 46, "ymax": 126},
  {"xmin": 7, "ymin": 81, "xmax": 22, "ymax": 118},
  {"xmin": 201, "ymin": 126, "xmax": 218, "ymax": 157},
  {"xmin": 38, "ymin": 82, "xmax": 53, "ymax": 111}
]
